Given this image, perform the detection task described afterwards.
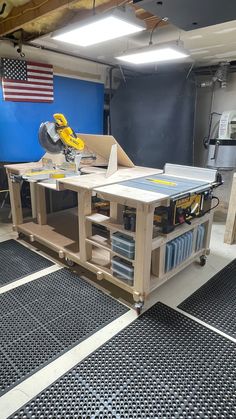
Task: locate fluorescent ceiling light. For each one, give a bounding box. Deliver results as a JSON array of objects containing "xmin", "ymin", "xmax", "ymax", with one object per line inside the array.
[
  {"xmin": 116, "ymin": 44, "xmax": 189, "ymax": 65},
  {"xmin": 52, "ymin": 8, "xmax": 145, "ymax": 47}
]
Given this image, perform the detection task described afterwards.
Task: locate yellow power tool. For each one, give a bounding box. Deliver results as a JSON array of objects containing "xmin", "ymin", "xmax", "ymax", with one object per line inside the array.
[{"xmin": 39, "ymin": 113, "xmax": 84, "ymax": 162}]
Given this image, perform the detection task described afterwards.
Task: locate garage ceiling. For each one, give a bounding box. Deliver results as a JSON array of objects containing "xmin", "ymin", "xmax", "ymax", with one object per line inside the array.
[{"xmin": 1, "ymin": 0, "xmax": 236, "ymax": 68}]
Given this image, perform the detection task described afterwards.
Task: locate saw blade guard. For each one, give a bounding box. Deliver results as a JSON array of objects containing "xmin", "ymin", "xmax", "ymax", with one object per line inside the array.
[{"xmin": 38, "ymin": 122, "xmax": 64, "ymax": 154}]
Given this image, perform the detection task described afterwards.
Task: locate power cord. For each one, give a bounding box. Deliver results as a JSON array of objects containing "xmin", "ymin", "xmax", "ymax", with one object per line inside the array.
[
  {"xmin": 149, "ymin": 17, "xmax": 168, "ymax": 46},
  {"xmin": 198, "ymin": 196, "xmax": 220, "ymax": 218},
  {"xmin": 92, "ymin": 0, "xmax": 96, "ymax": 15}
]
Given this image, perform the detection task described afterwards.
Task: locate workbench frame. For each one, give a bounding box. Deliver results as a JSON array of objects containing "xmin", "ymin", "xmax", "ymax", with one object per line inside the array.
[{"xmin": 6, "ymin": 163, "xmax": 213, "ymax": 306}]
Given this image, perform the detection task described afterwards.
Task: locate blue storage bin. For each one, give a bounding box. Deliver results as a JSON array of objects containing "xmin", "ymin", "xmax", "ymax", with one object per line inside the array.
[
  {"xmin": 165, "ymin": 230, "xmax": 194, "ymax": 273},
  {"xmin": 195, "ymin": 225, "xmax": 205, "ymax": 251}
]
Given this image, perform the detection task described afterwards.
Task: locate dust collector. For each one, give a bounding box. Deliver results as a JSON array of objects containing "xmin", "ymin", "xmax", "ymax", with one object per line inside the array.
[{"xmin": 207, "ymin": 110, "xmax": 236, "ymax": 170}]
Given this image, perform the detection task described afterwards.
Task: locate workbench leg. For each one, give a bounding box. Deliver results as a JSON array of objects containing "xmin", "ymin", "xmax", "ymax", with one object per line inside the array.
[
  {"xmin": 78, "ymin": 190, "xmax": 92, "ymax": 262},
  {"xmin": 151, "ymin": 245, "xmax": 165, "ymax": 278},
  {"xmin": 36, "ymin": 184, "xmax": 47, "ymax": 225},
  {"xmin": 7, "ymin": 172, "xmax": 23, "ymax": 229},
  {"xmin": 204, "ymin": 212, "xmax": 214, "ymax": 253},
  {"xmin": 224, "ymin": 174, "xmax": 236, "ymax": 244},
  {"xmin": 110, "ymin": 202, "xmax": 123, "ymax": 223},
  {"xmin": 133, "ymin": 203, "xmax": 154, "ymax": 302},
  {"xmin": 30, "ymin": 183, "xmax": 37, "ymax": 219}
]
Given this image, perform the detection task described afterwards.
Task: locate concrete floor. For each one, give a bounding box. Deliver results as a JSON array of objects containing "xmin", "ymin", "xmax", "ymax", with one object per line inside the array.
[{"xmin": 0, "ymin": 218, "xmax": 235, "ymax": 418}]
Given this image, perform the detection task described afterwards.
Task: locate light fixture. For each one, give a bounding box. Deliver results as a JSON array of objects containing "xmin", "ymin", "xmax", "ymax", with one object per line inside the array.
[
  {"xmin": 116, "ymin": 42, "xmax": 190, "ymax": 65},
  {"xmin": 52, "ymin": 7, "xmax": 145, "ymax": 47}
]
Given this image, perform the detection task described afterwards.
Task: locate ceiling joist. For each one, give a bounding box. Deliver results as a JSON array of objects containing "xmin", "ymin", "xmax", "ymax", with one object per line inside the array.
[{"xmin": 0, "ymin": 0, "xmax": 167, "ymax": 40}]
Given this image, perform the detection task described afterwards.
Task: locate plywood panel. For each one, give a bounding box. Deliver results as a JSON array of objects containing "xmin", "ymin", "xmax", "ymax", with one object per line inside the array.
[{"xmin": 77, "ymin": 133, "xmax": 134, "ymax": 168}]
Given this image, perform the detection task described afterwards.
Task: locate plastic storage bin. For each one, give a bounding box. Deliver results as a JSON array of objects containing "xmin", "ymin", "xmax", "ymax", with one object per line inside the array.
[
  {"xmin": 111, "ymin": 232, "xmax": 135, "ymax": 260},
  {"xmin": 165, "ymin": 230, "xmax": 193, "ymax": 273},
  {"xmin": 111, "ymin": 256, "xmax": 134, "ymax": 284},
  {"xmin": 195, "ymin": 224, "xmax": 205, "ymax": 251}
]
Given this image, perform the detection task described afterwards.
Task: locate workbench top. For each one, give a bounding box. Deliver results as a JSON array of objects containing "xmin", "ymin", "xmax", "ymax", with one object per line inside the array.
[
  {"xmin": 94, "ymin": 173, "xmax": 212, "ymax": 205},
  {"xmin": 58, "ymin": 166, "xmax": 162, "ymax": 192}
]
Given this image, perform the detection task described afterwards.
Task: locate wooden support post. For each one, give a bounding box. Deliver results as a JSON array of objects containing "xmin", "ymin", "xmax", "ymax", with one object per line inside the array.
[
  {"xmin": 224, "ymin": 173, "xmax": 236, "ymax": 244},
  {"xmin": 78, "ymin": 190, "xmax": 92, "ymax": 262},
  {"xmin": 133, "ymin": 203, "xmax": 154, "ymax": 301},
  {"xmin": 151, "ymin": 245, "xmax": 166, "ymax": 278},
  {"xmin": 30, "ymin": 182, "xmax": 37, "ymax": 219},
  {"xmin": 36, "ymin": 184, "xmax": 47, "ymax": 225},
  {"xmin": 204, "ymin": 213, "xmax": 214, "ymax": 252},
  {"xmin": 110, "ymin": 202, "xmax": 123, "ymax": 223},
  {"xmin": 7, "ymin": 171, "xmax": 23, "ymax": 228}
]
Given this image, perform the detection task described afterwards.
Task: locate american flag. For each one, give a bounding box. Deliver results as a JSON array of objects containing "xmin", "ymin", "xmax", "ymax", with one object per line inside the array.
[{"xmin": 1, "ymin": 58, "xmax": 54, "ymax": 102}]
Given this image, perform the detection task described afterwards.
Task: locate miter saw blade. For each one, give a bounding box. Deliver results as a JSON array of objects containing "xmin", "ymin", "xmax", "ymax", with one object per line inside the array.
[{"xmin": 38, "ymin": 122, "xmax": 64, "ymax": 154}]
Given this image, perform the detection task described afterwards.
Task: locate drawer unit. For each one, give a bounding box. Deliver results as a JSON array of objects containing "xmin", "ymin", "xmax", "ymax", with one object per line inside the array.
[
  {"xmin": 111, "ymin": 256, "xmax": 134, "ymax": 284},
  {"xmin": 111, "ymin": 232, "xmax": 135, "ymax": 260}
]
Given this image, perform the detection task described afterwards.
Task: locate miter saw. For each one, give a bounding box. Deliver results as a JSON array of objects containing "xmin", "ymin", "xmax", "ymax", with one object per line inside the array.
[{"xmin": 39, "ymin": 113, "xmax": 85, "ymax": 163}]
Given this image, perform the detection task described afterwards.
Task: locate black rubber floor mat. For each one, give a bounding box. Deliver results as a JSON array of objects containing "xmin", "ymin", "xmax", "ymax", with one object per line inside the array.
[
  {"xmin": 0, "ymin": 239, "xmax": 53, "ymax": 286},
  {"xmin": 0, "ymin": 268, "xmax": 128, "ymax": 395},
  {"xmin": 11, "ymin": 303, "xmax": 236, "ymax": 419},
  {"xmin": 178, "ymin": 259, "xmax": 236, "ymax": 339}
]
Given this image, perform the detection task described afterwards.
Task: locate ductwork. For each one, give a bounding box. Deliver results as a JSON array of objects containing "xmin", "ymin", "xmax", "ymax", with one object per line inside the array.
[{"xmin": 200, "ymin": 61, "xmax": 230, "ymax": 89}]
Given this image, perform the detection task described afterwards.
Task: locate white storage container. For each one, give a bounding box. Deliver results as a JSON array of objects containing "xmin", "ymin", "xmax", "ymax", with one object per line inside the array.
[
  {"xmin": 111, "ymin": 232, "xmax": 135, "ymax": 260},
  {"xmin": 111, "ymin": 256, "xmax": 134, "ymax": 284}
]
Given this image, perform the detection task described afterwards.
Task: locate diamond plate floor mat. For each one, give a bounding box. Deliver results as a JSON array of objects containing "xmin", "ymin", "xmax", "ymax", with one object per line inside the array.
[
  {"xmin": 178, "ymin": 259, "xmax": 236, "ymax": 339},
  {"xmin": 11, "ymin": 303, "xmax": 236, "ymax": 419},
  {"xmin": 0, "ymin": 239, "xmax": 54, "ymax": 286},
  {"xmin": 0, "ymin": 268, "xmax": 128, "ymax": 395}
]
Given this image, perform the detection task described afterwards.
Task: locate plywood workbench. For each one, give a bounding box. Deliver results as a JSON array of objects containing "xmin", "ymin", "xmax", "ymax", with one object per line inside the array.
[{"xmin": 5, "ymin": 134, "xmax": 215, "ymax": 307}]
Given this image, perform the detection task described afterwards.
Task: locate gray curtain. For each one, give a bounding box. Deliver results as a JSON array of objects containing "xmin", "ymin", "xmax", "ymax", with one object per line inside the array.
[{"xmin": 110, "ymin": 68, "xmax": 196, "ymax": 169}]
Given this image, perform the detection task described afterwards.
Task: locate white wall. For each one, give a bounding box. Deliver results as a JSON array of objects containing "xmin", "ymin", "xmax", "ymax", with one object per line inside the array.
[
  {"xmin": 194, "ymin": 72, "xmax": 236, "ymax": 213},
  {"xmin": 194, "ymin": 72, "xmax": 236, "ymax": 166},
  {"xmin": 0, "ymin": 40, "xmax": 109, "ymax": 84}
]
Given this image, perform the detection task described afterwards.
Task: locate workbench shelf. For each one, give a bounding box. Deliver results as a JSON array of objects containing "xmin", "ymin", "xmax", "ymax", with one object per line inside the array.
[
  {"xmin": 150, "ymin": 248, "xmax": 205, "ymax": 292},
  {"xmin": 86, "ymin": 214, "xmax": 136, "ymax": 237},
  {"xmin": 86, "ymin": 235, "xmax": 135, "ymax": 264}
]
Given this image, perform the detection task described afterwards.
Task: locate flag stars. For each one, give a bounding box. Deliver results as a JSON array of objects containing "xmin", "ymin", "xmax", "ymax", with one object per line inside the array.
[{"xmin": 2, "ymin": 58, "xmax": 27, "ymax": 81}]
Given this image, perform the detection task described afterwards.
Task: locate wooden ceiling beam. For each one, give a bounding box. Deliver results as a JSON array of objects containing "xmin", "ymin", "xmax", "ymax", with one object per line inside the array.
[
  {"xmin": 0, "ymin": 0, "xmax": 167, "ymax": 38},
  {"xmin": 0, "ymin": 0, "xmax": 80, "ymax": 36}
]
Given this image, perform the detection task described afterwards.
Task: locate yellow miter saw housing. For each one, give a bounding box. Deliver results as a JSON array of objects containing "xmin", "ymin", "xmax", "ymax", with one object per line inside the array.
[{"xmin": 39, "ymin": 113, "xmax": 84, "ymax": 162}]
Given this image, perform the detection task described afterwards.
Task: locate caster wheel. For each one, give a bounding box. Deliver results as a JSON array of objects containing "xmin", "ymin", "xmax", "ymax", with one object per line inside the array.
[
  {"xmin": 199, "ymin": 255, "xmax": 207, "ymax": 267},
  {"xmin": 18, "ymin": 232, "xmax": 25, "ymax": 239},
  {"xmin": 134, "ymin": 301, "xmax": 144, "ymax": 315},
  {"xmin": 66, "ymin": 258, "xmax": 75, "ymax": 267}
]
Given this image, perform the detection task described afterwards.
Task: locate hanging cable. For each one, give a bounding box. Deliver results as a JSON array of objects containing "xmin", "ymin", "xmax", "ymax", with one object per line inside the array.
[
  {"xmin": 149, "ymin": 17, "xmax": 168, "ymax": 46},
  {"xmin": 92, "ymin": 0, "xmax": 96, "ymax": 15}
]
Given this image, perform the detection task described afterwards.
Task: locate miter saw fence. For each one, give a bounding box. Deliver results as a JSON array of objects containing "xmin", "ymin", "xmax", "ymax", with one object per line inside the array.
[{"xmin": 39, "ymin": 113, "xmax": 85, "ymax": 163}]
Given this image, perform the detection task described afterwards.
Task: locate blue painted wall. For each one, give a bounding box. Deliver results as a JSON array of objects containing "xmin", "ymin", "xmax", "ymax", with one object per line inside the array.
[{"xmin": 0, "ymin": 75, "xmax": 104, "ymax": 162}]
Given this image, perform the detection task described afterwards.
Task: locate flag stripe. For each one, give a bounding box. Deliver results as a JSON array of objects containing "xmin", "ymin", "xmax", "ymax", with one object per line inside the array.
[
  {"xmin": 5, "ymin": 95, "xmax": 54, "ymax": 100},
  {"xmin": 27, "ymin": 71, "xmax": 53, "ymax": 77},
  {"xmin": 27, "ymin": 65, "xmax": 53, "ymax": 73},
  {"xmin": 5, "ymin": 98, "xmax": 53, "ymax": 103},
  {"xmin": 3, "ymin": 84, "xmax": 53, "ymax": 91},
  {"xmin": 2, "ymin": 58, "xmax": 54, "ymax": 103},
  {"xmin": 28, "ymin": 78, "xmax": 53, "ymax": 84},
  {"xmin": 3, "ymin": 89, "xmax": 54, "ymax": 95},
  {"xmin": 27, "ymin": 61, "xmax": 53, "ymax": 69},
  {"xmin": 3, "ymin": 80, "xmax": 53, "ymax": 88}
]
